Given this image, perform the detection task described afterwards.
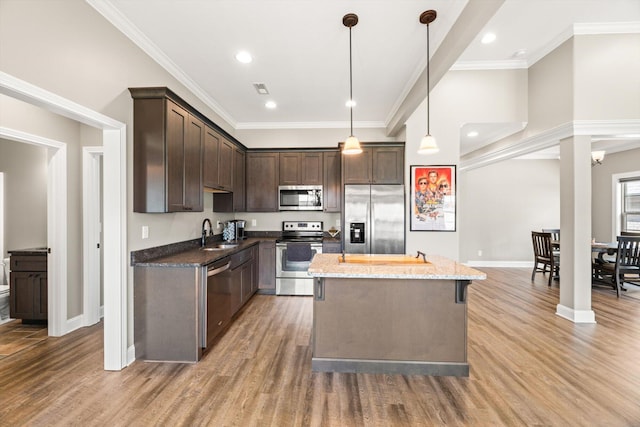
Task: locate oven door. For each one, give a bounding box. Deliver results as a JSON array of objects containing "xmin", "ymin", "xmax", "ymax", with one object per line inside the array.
[
  {"xmin": 276, "ymin": 242, "xmax": 322, "ymax": 295},
  {"xmin": 276, "ymin": 243, "xmax": 321, "ymax": 278}
]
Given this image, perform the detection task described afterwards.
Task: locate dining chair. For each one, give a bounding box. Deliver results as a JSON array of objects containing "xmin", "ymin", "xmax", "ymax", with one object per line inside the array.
[
  {"xmin": 531, "ymin": 231, "xmax": 559, "ymax": 286},
  {"xmin": 542, "ymin": 228, "xmax": 560, "ymax": 242},
  {"xmin": 598, "ymin": 236, "xmax": 640, "ymax": 297}
]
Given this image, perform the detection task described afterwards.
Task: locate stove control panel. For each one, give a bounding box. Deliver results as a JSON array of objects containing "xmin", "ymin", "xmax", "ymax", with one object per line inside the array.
[{"xmin": 282, "ymin": 221, "xmax": 323, "ymax": 232}]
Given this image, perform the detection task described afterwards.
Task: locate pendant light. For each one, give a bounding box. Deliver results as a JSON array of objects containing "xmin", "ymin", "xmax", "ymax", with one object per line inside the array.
[
  {"xmin": 417, "ymin": 10, "xmax": 438, "ymax": 155},
  {"xmin": 342, "ymin": 13, "xmax": 362, "ymax": 155}
]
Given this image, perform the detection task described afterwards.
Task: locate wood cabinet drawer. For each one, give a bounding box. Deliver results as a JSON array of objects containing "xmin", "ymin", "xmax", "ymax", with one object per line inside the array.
[{"xmin": 11, "ymin": 255, "xmax": 47, "ymax": 272}]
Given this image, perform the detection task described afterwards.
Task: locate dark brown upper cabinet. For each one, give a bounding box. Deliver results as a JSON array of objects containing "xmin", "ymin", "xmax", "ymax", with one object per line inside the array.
[
  {"xmin": 246, "ymin": 152, "xmax": 279, "ymax": 212},
  {"xmin": 131, "ymin": 89, "xmax": 204, "ymax": 213},
  {"xmin": 323, "ymin": 150, "xmax": 341, "ymax": 212},
  {"xmin": 233, "ymin": 147, "xmax": 246, "ymax": 212},
  {"xmin": 203, "ymin": 126, "xmax": 233, "ymax": 192},
  {"xmin": 342, "ymin": 145, "xmax": 404, "ymax": 185},
  {"xmin": 279, "ymin": 152, "xmax": 323, "ymax": 185}
]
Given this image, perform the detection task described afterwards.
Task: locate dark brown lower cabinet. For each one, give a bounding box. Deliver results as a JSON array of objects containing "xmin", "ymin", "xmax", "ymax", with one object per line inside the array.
[
  {"xmin": 258, "ymin": 241, "xmax": 276, "ymax": 291},
  {"xmin": 9, "ymin": 254, "xmax": 47, "ymax": 322}
]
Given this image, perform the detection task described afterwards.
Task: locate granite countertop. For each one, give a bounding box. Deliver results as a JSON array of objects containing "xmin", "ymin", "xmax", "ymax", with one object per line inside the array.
[
  {"xmin": 134, "ymin": 238, "xmax": 268, "ymax": 267},
  {"xmin": 308, "ymin": 253, "xmax": 486, "ymax": 280}
]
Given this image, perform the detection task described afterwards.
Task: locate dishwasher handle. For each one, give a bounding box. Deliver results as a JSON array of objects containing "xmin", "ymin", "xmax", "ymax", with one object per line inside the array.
[{"xmin": 207, "ymin": 262, "xmax": 231, "ymax": 277}]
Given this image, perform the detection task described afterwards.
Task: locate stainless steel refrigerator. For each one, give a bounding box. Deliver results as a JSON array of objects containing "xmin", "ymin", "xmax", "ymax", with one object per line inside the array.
[{"xmin": 344, "ymin": 185, "xmax": 405, "ymax": 254}]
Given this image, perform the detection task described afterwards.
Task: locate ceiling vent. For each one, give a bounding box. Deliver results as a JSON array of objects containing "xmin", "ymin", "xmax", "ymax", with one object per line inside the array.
[{"xmin": 252, "ymin": 83, "xmax": 269, "ymax": 95}]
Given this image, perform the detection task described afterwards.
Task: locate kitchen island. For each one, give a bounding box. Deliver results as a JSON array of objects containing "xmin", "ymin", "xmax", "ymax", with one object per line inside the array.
[{"xmin": 307, "ymin": 253, "xmax": 486, "ymax": 376}]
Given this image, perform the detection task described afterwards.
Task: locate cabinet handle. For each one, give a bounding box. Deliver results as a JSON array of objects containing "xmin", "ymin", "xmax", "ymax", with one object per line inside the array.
[{"xmin": 217, "ymin": 321, "xmax": 223, "ymax": 326}]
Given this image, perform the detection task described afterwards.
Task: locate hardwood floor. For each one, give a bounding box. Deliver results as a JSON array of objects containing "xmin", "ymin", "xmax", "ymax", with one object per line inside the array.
[{"xmin": 1, "ymin": 268, "xmax": 639, "ymax": 426}]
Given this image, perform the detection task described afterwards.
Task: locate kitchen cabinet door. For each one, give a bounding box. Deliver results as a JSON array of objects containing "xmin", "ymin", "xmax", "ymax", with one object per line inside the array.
[
  {"xmin": 183, "ymin": 113, "xmax": 204, "ymax": 211},
  {"xmin": 323, "ymin": 150, "xmax": 341, "ymax": 212},
  {"xmin": 342, "ymin": 148, "xmax": 372, "ymax": 184},
  {"xmin": 218, "ymin": 138, "xmax": 234, "ymax": 191},
  {"xmin": 279, "ymin": 153, "xmax": 302, "ymax": 185},
  {"xmin": 258, "ymin": 241, "xmax": 276, "ymax": 291},
  {"xmin": 233, "ymin": 147, "xmax": 246, "ymax": 212},
  {"xmin": 342, "ymin": 145, "xmax": 404, "ymax": 185},
  {"xmin": 246, "ymin": 152, "xmax": 279, "ymax": 212},
  {"xmin": 203, "ymin": 126, "xmax": 233, "ymax": 193},
  {"xmin": 132, "ymin": 94, "xmax": 203, "ymax": 212},
  {"xmin": 279, "ymin": 152, "xmax": 323, "ymax": 185},
  {"xmin": 203, "ymin": 126, "xmax": 220, "ymax": 189},
  {"xmin": 372, "ymin": 146, "xmax": 404, "ymax": 184}
]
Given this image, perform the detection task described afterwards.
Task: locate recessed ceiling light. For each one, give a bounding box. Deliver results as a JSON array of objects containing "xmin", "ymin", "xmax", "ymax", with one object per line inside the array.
[
  {"xmin": 467, "ymin": 131, "xmax": 479, "ymax": 138},
  {"xmin": 235, "ymin": 51, "xmax": 252, "ymax": 64},
  {"xmin": 481, "ymin": 32, "xmax": 496, "ymax": 44},
  {"xmin": 345, "ymin": 99, "xmax": 356, "ymax": 108},
  {"xmin": 265, "ymin": 101, "xmax": 277, "ymax": 109}
]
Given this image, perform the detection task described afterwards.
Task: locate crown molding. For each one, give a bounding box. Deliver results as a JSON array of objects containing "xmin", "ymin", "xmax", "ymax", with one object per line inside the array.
[
  {"xmin": 453, "ymin": 22, "xmax": 640, "ymax": 71},
  {"xmin": 450, "ymin": 60, "xmax": 528, "ymax": 71},
  {"xmin": 86, "ymin": 0, "xmax": 237, "ymax": 128},
  {"xmin": 235, "ymin": 120, "xmax": 386, "ymax": 130},
  {"xmin": 460, "ymin": 119, "xmax": 640, "ymax": 171}
]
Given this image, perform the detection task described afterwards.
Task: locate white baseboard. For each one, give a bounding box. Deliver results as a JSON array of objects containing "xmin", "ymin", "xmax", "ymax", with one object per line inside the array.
[
  {"xmin": 556, "ymin": 304, "xmax": 596, "ymax": 323},
  {"xmin": 466, "ymin": 260, "xmax": 533, "ymax": 268},
  {"xmin": 65, "ymin": 314, "xmax": 84, "ymax": 335},
  {"xmin": 127, "ymin": 345, "xmax": 136, "ymax": 366}
]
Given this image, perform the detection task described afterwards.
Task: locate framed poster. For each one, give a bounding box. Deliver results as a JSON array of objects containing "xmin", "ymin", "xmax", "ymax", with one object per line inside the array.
[{"xmin": 410, "ymin": 165, "xmax": 456, "ymax": 231}]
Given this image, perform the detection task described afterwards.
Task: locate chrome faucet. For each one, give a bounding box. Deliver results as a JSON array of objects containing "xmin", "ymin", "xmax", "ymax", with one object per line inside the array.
[{"xmin": 201, "ymin": 218, "xmax": 213, "ymax": 247}]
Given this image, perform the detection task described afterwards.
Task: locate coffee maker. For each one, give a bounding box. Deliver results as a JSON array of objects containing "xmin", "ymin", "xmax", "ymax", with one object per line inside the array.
[{"xmin": 231, "ymin": 219, "xmax": 246, "ymax": 240}]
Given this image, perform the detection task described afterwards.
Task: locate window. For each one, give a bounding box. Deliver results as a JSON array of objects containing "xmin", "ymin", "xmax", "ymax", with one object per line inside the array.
[{"xmin": 621, "ymin": 178, "xmax": 640, "ymax": 232}]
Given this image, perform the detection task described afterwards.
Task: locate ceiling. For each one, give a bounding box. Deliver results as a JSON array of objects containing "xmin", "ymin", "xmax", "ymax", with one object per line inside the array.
[{"xmin": 90, "ymin": 0, "xmax": 640, "ymax": 154}]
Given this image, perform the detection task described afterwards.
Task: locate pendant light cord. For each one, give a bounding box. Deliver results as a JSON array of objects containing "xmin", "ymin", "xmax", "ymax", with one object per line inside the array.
[
  {"xmin": 349, "ymin": 25, "xmax": 354, "ymax": 136},
  {"xmin": 426, "ymin": 22, "xmax": 430, "ymax": 136}
]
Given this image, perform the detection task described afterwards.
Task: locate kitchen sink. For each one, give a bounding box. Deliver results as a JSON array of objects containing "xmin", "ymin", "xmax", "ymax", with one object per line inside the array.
[{"xmin": 201, "ymin": 243, "xmax": 239, "ymax": 251}]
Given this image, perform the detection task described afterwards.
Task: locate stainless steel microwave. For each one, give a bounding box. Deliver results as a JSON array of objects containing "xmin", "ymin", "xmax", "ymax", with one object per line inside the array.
[{"xmin": 278, "ymin": 185, "xmax": 323, "ymax": 211}]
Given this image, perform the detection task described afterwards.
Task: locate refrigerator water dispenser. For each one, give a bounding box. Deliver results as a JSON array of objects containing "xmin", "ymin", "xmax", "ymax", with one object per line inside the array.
[{"xmin": 350, "ymin": 223, "xmax": 365, "ymax": 244}]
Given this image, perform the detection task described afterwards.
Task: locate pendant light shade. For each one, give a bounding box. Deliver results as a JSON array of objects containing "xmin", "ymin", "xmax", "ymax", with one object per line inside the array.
[
  {"xmin": 418, "ymin": 134, "xmax": 439, "ymax": 154},
  {"xmin": 342, "ymin": 13, "xmax": 362, "ymax": 155},
  {"xmin": 343, "ymin": 135, "xmax": 362, "ymax": 154},
  {"xmin": 418, "ymin": 10, "xmax": 438, "ymax": 155}
]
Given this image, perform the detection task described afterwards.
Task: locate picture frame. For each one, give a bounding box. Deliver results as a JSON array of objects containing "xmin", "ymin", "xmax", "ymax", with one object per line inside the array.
[{"xmin": 410, "ymin": 165, "xmax": 456, "ymax": 231}]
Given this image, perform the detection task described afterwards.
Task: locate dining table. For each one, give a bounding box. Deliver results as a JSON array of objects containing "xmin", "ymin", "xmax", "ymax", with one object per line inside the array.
[{"xmin": 551, "ymin": 240, "xmax": 618, "ymax": 284}]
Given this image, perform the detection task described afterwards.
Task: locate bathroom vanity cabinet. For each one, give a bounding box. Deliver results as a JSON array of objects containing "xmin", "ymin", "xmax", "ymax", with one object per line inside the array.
[{"xmin": 9, "ymin": 250, "xmax": 48, "ymax": 323}]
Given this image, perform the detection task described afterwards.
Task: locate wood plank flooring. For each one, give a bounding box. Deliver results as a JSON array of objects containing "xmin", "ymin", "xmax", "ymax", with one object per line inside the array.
[{"xmin": 1, "ymin": 268, "xmax": 639, "ymax": 426}]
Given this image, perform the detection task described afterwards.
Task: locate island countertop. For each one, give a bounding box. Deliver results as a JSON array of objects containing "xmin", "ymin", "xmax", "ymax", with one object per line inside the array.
[{"xmin": 308, "ymin": 253, "xmax": 486, "ymax": 280}]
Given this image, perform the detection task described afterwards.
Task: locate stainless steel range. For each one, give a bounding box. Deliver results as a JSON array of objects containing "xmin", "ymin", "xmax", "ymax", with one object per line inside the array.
[{"xmin": 276, "ymin": 221, "xmax": 323, "ymax": 295}]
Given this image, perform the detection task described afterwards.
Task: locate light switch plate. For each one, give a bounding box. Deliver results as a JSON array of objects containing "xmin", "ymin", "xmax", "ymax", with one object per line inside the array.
[{"xmin": 142, "ymin": 226, "xmax": 149, "ymax": 239}]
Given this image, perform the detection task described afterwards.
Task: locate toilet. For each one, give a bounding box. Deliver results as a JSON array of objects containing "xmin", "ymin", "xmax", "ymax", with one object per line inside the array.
[{"xmin": 0, "ymin": 257, "xmax": 10, "ymax": 322}]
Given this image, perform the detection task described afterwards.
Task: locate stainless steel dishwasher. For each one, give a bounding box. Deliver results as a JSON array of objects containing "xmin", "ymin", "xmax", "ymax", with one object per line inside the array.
[{"xmin": 203, "ymin": 259, "xmax": 232, "ymax": 349}]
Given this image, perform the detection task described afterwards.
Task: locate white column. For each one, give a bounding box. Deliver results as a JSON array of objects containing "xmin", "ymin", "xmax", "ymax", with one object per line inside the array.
[{"xmin": 557, "ymin": 135, "xmax": 595, "ymax": 323}]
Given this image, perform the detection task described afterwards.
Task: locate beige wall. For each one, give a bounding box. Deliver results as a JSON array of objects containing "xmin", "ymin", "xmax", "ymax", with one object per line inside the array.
[
  {"xmin": 237, "ymin": 127, "xmax": 396, "ymax": 149},
  {"xmin": 528, "ymin": 38, "xmax": 574, "ymax": 133},
  {"xmin": 591, "ymin": 147, "xmax": 640, "ymax": 242},
  {"xmin": 0, "ymin": 139, "xmax": 48, "ymax": 258},
  {"xmin": 459, "ymin": 159, "xmax": 560, "ymax": 263},
  {"xmin": 574, "ymin": 34, "xmax": 640, "ymax": 120},
  {"xmin": 404, "ymin": 69, "xmax": 529, "ymax": 260}
]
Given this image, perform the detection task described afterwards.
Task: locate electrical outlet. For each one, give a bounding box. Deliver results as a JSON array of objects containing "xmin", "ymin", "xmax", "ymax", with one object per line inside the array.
[
  {"xmin": 336, "ymin": 219, "xmax": 340, "ymax": 226},
  {"xmin": 142, "ymin": 226, "xmax": 149, "ymax": 239},
  {"xmin": 216, "ymin": 221, "xmax": 222, "ymax": 229},
  {"xmin": 478, "ymin": 250, "xmax": 483, "ymax": 257},
  {"xmin": 252, "ymin": 219, "xmax": 257, "ymax": 226}
]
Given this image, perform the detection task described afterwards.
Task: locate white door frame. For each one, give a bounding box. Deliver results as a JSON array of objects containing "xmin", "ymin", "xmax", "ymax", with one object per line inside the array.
[
  {"xmin": 0, "ymin": 127, "xmax": 67, "ymax": 336},
  {"xmin": 83, "ymin": 147, "xmax": 103, "ymax": 326},
  {"xmin": 0, "ymin": 71, "xmax": 128, "ymax": 371}
]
